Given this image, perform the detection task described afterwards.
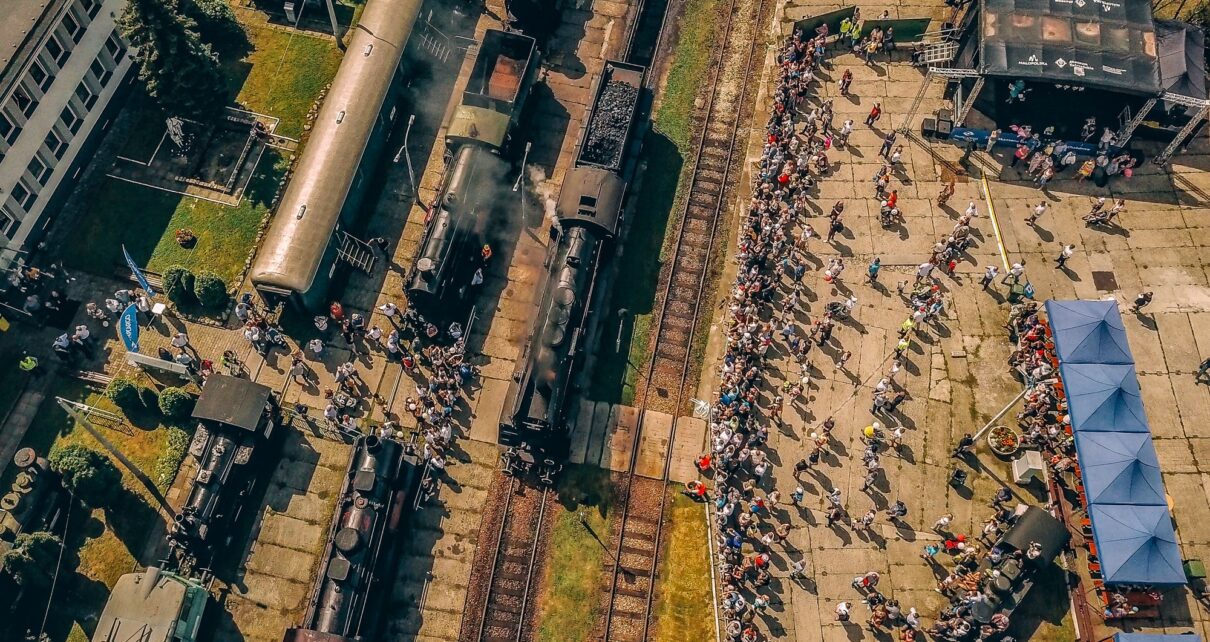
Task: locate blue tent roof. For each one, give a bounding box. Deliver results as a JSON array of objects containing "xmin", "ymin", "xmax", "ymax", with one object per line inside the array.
[
  {"xmin": 1060, "ymin": 362, "xmax": 1150, "ymax": 433},
  {"xmin": 1089, "ymin": 504, "xmax": 1186, "ymax": 586},
  {"xmin": 1115, "ymin": 635, "xmax": 1202, "ymax": 642},
  {"xmin": 1074, "ymin": 432, "xmax": 1167, "ymax": 506},
  {"xmin": 1046, "ymin": 300, "xmax": 1135, "ymax": 364}
]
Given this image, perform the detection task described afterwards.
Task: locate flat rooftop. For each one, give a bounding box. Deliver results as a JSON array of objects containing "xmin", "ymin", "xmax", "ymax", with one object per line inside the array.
[{"xmin": 0, "ymin": 0, "xmax": 57, "ymax": 76}]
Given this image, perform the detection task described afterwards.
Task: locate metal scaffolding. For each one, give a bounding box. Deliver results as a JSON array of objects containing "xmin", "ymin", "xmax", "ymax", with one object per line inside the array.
[
  {"xmin": 900, "ymin": 67, "xmax": 982, "ymax": 135},
  {"xmin": 1112, "ymin": 97, "xmax": 1157, "ymax": 148}
]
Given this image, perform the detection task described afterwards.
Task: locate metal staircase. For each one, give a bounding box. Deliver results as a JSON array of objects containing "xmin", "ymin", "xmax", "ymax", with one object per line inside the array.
[
  {"xmin": 337, "ymin": 231, "xmax": 376, "ymax": 274},
  {"xmin": 916, "ymin": 41, "xmax": 958, "ymax": 66}
]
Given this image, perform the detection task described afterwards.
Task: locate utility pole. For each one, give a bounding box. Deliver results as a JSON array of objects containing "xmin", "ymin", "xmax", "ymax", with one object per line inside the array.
[{"xmin": 323, "ymin": 0, "xmax": 345, "ymax": 49}]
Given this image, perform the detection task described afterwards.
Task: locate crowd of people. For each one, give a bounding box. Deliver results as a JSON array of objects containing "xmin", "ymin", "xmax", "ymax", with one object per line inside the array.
[{"xmin": 689, "ymin": 22, "xmax": 1089, "ymax": 640}]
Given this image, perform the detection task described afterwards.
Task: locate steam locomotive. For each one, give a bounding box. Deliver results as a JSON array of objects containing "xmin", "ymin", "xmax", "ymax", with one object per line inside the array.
[
  {"xmin": 168, "ymin": 375, "xmax": 280, "ymax": 572},
  {"xmin": 499, "ymin": 61, "xmax": 646, "ymax": 479},
  {"xmin": 282, "ymin": 434, "xmax": 423, "ymax": 642},
  {"xmin": 405, "ymin": 29, "xmax": 540, "ymax": 322}
]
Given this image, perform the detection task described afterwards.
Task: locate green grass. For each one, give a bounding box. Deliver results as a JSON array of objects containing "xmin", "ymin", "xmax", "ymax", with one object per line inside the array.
[
  {"xmin": 651, "ymin": 493, "xmax": 714, "ymax": 642},
  {"xmin": 534, "ymin": 465, "xmax": 616, "ymax": 642},
  {"xmin": 5, "ymin": 375, "xmax": 187, "ymax": 642},
  {"xmin": 62, "ymin": 11, "xmax": 343, "ymax": 284},
  {"xmin": 589, "ymin": 0, "xmax": 725, "ymax": 404}
]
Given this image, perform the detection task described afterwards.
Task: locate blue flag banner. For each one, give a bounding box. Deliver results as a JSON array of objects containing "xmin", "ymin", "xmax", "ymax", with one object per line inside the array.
[
  {"xmin": 118, "ymin": 304, "xmax": 140, "ymax": 353},
  {"xmin": 122, "ymin": 244, "xmax": 155, "ymax": 297}
]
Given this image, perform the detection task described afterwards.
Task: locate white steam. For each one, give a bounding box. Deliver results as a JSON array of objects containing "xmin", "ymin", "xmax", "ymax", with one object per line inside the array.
[{"xmin": 527, "ymin": 165, "xmax": 559, "ymax": 225}]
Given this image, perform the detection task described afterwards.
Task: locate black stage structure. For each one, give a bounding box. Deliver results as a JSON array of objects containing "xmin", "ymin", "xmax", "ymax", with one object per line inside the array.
[{"xmin": 899, "ymin": 0, "xmax": 1209, "ymax": 164}]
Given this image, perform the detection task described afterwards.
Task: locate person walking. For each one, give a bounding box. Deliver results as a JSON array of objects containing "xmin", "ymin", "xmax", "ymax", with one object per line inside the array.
[
  {"xmin": 1055, "ymin": 243, "xmax": 1075, "ymax": 269},
  {"xmin": 836, "ymin": 601, "xmax": 853, "ymax": 622},
  {"xmin": 878, "ymin": 131, "xmax": 897, "ymax": 158},
  {"xmin": 952, "ymin": 433, "xmax": 974, "ymax": 457},
  {"xmin": 1024, "ymin": 202, "xmax": 1047, "ymax": 225},
  {"xmin": 980, "ymin": 265, "xmax": 999, "ymax": 290},
  {"xmin": 985, "ymin": 128, "xmax": 1000, "ymax": 154},
  {"xmin": 867, "ymin": 257, "xmax": 881, "ymax": 282},
  {"xmin": 1131, "ymin": 291, "xmax": 1154, "ymax": 313},
  {"xmin": 865, "ymin": 102, "xmax": 882, "ymax": 127},
  {"xmin": 18, "ymin": 353, "xmax": 39, "ymax": 376},
  {"xmin": 932, "ymin": 513, "xmax": 954, "ymax": 532}
]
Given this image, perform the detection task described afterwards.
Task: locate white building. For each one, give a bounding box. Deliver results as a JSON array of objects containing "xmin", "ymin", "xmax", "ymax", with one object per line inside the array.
[{"xmin": 0, "ymin": 0, "xmax": 132, "ymax": 262}]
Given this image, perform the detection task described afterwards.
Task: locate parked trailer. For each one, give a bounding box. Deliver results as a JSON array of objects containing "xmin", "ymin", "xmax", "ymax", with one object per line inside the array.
[{"xmin": 251, "ymin": 0, "xmax": 423, "ymax": 312}]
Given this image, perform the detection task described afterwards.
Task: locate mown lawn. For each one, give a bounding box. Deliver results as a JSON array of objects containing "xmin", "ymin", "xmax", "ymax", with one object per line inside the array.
[
  {"xmin": 5, "ymin": 376, "xmax": 189, "ymax": 642},
  {"xmin": 534, "ymin": 465, "xmax": 616, "ymax": 642},
  {"xmin": 62, "ymin": 10, "xmax": 343, "ymax": 284},
  {"xmin": 590, "ymin": 0, "xmax": 725, "ymax": 403},
  {"xmin": 651, "ymin": 493, "xmax": 714, "ymax": 642}
]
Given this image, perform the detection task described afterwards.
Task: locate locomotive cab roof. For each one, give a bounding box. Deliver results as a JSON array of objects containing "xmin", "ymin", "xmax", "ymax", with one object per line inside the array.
[
  {"xmin": 193, "ymin": 375, "xmax": 275, "ymax": 434},
  {"xmin": 556, "ymin": 167, "xmax": 626, "ymax": 236}
]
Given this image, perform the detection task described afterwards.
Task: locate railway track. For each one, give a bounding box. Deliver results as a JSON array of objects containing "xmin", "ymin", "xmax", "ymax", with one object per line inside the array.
[
  {"xmin": 467, "ymin": 478, "xmax": 550, "ymax": 642},
  {"xmin": 602, "ymin": 0, "xmax": 768, "ymax": 637}
]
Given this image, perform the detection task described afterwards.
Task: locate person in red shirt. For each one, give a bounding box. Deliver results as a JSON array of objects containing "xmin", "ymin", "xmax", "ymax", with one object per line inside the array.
[{"xmin": 865, "ymin": 102, "xmax": 882, "ymax": 126}]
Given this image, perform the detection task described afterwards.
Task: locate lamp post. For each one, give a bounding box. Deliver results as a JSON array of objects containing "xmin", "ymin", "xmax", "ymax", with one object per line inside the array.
[
  {"xmin": 394, "ymin": 114, "xmax": 420, "ymax": 207},
  {"xmin": 513, "ymin": 141, "xmax": 531, "ymax": 223}
]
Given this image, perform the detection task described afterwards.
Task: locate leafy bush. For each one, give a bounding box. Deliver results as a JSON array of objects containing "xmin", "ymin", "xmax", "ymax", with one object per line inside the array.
[
  {"xmin": 158, "ymin": 387, "xmax": 195, "ymax": 419},
  {"xmin": 193, "ymin": 271, "xmax": 227, "ymax": 308},
  {"xmin": 162, "ymin": 265, "xmax": 195, "ymax": 305},
  {"xmin": 105, "ymin": 377, "xmax": 141, "ymax": 410},
  {"xmin": 0, "ymin": 531, "xmax": 62, "ymax": 587},
  {"xmin": 48, "ymin": 445, "xmax": 121, "ymax": 508},
  {"xmin": 139, "ymin": 385, "xmax": 159, "ymax": 410},
  {"xmin": 183, "ymin": 0, "xmax": 242, "ymax": 47},
  {"xmin": 155, "ymin": 426, "xmax": 192, "ymax": 488}
]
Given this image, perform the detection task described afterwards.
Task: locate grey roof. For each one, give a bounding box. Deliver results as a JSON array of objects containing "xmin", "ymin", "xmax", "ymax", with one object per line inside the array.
[
  {"xmin": 0, "ymin": 0, "xmax": 68, "ymax": 99},
  {"xmin": 250, "ymin": 0, "xmax": 419, "ymax": 294},
  {"xmin": 192, "ymin": 374, "xmax": 272, "ymax": 432},
  {"xmin": 92, "ymin": 568, "xmax": 188, "ymax": 642}
]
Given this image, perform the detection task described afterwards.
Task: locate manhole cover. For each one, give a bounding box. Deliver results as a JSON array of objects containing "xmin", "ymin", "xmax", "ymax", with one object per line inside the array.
[{"xmin": 1092, "ymin": 271, "xmax": 1119, "ymax": 291}]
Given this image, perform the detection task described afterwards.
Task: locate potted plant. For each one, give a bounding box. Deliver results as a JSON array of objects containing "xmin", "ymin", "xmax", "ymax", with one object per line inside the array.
[{"xmin": 988, "ymin": 425, "xmax": 1021, "ymax": 457}]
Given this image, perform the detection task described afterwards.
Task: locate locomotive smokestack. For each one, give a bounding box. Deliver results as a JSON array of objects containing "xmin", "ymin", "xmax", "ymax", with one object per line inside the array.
[{"xmin": 364, "ymin": 435, "xmax": 382, "ymax": 453}]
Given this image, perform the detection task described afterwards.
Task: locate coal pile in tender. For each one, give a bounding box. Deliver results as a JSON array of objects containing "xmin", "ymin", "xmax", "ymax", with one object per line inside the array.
[{"xmin": 582, "ymin": 79, "xmax": 640, "ymax": 170}]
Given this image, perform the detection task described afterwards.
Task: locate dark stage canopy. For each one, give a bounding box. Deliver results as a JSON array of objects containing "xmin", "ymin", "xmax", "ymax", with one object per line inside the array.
[
  {"xmin": 979, "ymin": 0, "xmax": 1161, "ymax": 96},
  {"xmin": 1156, "ymin": 19, "xmax": 1208, "ymax": 101},
  {"xmin": 999, "ymin": 505, "xmax": 1071, "ymax": 567}
]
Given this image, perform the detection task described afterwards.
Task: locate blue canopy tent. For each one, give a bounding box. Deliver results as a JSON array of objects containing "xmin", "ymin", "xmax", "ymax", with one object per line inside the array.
[
  {"xmin": 1074, "ymin": 432, "xmax": 1167, "ymax": 506},
  {"xmin": 1045, "ymin": 300, "xmax": 1135, "ymax": 365},
  {"xmin": 1113, "ymin": 635, "xmax": 1202, "ymax": 641},
  {"xmin": 1089, "ymin": 504, "xmax": 1186, "ymax": 586},
  {"xmin": 1060, "ymin": 362, "xmax": 1151, "ymax": 434}
]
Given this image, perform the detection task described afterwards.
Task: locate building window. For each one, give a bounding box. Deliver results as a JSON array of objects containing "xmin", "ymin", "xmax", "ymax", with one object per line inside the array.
[
  {"xmin": 80, "ymin": 0, "xmax": 101, "ymax": 18},
  {"xmin": 62, "ymin": 13, "xmax": 84, "ymax": 44},
  {"xmin": 0, "ymin": 113, "xmax": 17, "ymax": 144},
  {"xmin": 105, "ymin": 31, "xmax": 125, "ymax": 61},
  {"xmin": 59, "ymin": 104, "xmax": 83, "ymax": 134},
  {"xmin": 13, "ymin": 88, "xmax": 38, "ymax": 118},
  {"xmin": 74, "ymin": 81, "xmax": 97, "ymax": 110},
  {"xmin": 90, "ymin": 59, "xmax": 113, "ymax": 87},
  {"xmin": 0, "ymin": 205, "xmax": 16, "ymax": 240},
  {"xmin": 27, "ymin": 157, "xmax": 52, "ymax": 186},
  {"xmin": 29, "ymin": 61, "xmax": 52, "ymax": 92},
  {"xmin": 45, "ymin": 34, "xmax": 69, "ymax": 67},
  {"xmin": 10, "ymin": 180, "xmax": 37, "ymax": 211},
  {"xmin": 44, "ymin": 130, "xmax": 68, "ymax": 159}
]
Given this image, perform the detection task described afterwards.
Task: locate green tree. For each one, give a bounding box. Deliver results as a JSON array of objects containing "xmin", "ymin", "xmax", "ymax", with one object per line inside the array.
[
  {"xmin": 0, "ymin": 531, "xmax": 61, "ymax": 588},
  {"xmin": 158, "ymin": 387, "xmax": 195, "ymax": 419},
  {"xmin": 182, "ymin": 0, "xmax": 240, "ymax": 46},
  {"xmin": 105, "ymin": 377, "xmax": 141, "ymax": 411},
  {"xmin": 48, "ymin": 445, "xmax": 121, "ymax": 508},
  {"xmin": 118, "ymin": 0, "xmax": 226, "ymax": 120},
  {"xmin": 193, "ymin": 271, "xmax": 227, "ymax": 308},
  {"xmin": 162, "ymin": 265, "xmax": 195, "ymax": 306}
]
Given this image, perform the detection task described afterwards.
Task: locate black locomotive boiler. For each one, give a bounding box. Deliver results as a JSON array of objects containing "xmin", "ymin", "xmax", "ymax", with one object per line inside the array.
[
  {"xmin": 499, "ymin": 61, "xmax": 646, "ymax": 478},
  {"xmin": 168, "ymin": 375, "xmax": 279, "ymax": 571},
  {"xmin": 282, "ymin": 435, "xmax": 422, "ymax": 642},
  {"xmin": 406, "ymin": 29, "xmax": 540, "ymax": 319}
]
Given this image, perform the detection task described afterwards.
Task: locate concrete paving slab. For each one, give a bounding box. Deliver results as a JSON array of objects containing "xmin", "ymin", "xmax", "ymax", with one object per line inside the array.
[
  {"xmin": 670, "ymin": 416, "xmax": 707, "ymax": 483},
  {"xmin": 635, "ymin": 410, "xmax": 673, "ymax": 479},
  {"xmin": 607, "ymin": 404, "xmax": 637, "ymax": 472}
]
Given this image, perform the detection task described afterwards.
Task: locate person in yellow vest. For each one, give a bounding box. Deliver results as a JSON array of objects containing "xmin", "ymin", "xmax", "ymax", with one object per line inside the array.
[
  {"xmin": 18, "ymin": 353, "xmax": 39, "ymax": 375},
  {"xmin": 839, "ymin": 17, "xmax": 853, "ymax": 46}
]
